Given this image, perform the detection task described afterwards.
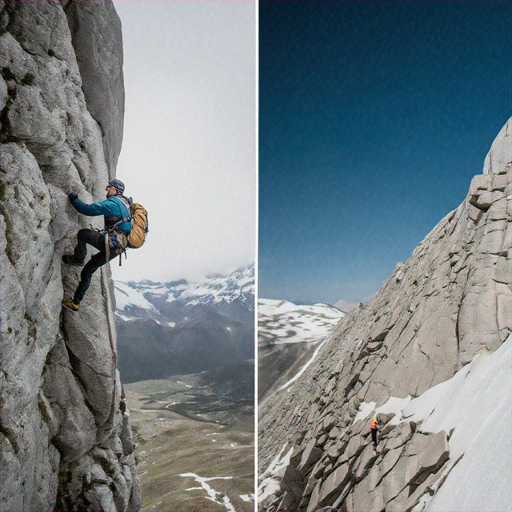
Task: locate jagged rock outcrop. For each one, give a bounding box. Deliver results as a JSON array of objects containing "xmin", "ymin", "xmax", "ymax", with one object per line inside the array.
[
  {"xmin": 1, "ymin": 1, "xmax": 140, "ymax": 511},
  {"xmin": 259, "ymin": 118, "xmax": 511, "ymax": 511}
]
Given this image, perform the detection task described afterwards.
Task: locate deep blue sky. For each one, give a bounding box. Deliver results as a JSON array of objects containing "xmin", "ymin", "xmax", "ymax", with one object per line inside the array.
[{"xmin": 259, "ymin": 0, "xmax": 511, "ymax": 305}]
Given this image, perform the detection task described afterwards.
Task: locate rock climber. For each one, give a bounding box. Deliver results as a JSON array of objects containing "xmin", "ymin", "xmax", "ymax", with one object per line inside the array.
[
  {"xmin": 371, "ymin": 416, "xmax": 382, "ymax": 448},
  {"xmin": 61, "ymin": 179, "xmax": 132, "ymax": 312}
]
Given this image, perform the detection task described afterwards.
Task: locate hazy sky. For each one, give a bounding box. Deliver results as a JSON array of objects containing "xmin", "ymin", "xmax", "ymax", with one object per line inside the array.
[
  {"xmin": 259, "ymin": 0, "xmax": 511, "ymax": 305},
  {"xmin": 111, "ymin": 0, "xmax": 256, "ymax": 283}
]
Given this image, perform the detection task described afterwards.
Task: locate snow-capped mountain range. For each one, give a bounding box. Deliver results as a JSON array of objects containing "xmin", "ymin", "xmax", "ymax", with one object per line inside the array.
[
  {"xmin": 258, "ymin": 298, "xmax": 345, "ymax": 347},
  {"xmin": 114, "ymin": 265, "xmax": 255, "ymax": 325},
  {"xmin": 113, "ymin": 266, "xmax": 255, "ymax": 384}
]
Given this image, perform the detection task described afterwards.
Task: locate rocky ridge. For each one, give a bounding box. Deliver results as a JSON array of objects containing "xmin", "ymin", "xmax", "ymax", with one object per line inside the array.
[
  {"xmin": 1, "ymin": 1, "xmax": 139, "ymax": 511},
  {"xmin": 258, "ymin": 118, "xmax": 511, "ymax": 512}
]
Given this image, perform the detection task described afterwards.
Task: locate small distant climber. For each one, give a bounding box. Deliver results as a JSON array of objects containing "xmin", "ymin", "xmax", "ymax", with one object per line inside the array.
[
  {"xmin": 61, "ymin": 179, "xmax": 132, "ymax": 312},
  {"xmin": 371, "ymin": 416, "xmax": 382, "ymax": 448}
]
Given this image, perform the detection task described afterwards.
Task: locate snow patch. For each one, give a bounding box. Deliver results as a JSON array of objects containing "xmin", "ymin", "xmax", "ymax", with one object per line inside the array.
[
  {"xmin": 114, "ymin": 282, "xmax": 158, "ymax": 312},
  {"xmin": 258, "ymin": 298, "xmax": 344, "ymax": 345},
  {"xmin": 353, "ymin": 401, "xmax": 376, "ymax": 423},
  {"xmin": 277, "ymin": 336, "xmax": 331, "ymax": 392},
  {"xmin": 115, "ymin": 313, "xmax": 137, "ymax": 322},
  {"xmin": 376, "ymin": 395, "xmax": 412, "ymax": 424},
  {"xmin": 258, "ymin": 444, "xmax": 294, "ymax": 503},
  {"xmin": 179, "ymin": 473, "xmax": 236, "ymax": 512}
]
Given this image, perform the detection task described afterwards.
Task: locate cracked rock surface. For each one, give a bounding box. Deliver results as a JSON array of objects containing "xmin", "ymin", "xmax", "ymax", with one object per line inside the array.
[
  {"xmin": 259, "ymin": 118, "xmax": 511, "ymax": 512},
  {"xmin": 1, "ymin": 1, "xmax": 140, "ymax": 511}
]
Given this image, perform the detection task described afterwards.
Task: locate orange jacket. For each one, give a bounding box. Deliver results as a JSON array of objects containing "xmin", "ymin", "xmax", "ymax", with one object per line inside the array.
[{"xmin": 371, "ymin": 418, "xmax": 379, "ymax": 430}]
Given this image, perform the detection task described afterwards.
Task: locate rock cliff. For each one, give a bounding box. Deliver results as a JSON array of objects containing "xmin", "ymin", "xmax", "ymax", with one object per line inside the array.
[
  {"xmin": 258, "ymin": 118, "xmax": 511, "ymax": 511},
  {"xmin": 1, "ymin": 1, "xmax": 140, "ymax": 511}
]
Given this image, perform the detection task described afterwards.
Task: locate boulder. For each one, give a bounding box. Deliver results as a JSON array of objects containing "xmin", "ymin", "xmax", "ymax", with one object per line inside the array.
[
  {"xmin": 348, "ymin": 466, "xmax": 384, "ymax": 512},
  {"xmin": 306, "ymin": 481, "xmax": 322, "ymax": 512},
  {"xmin": 325, "ymin": 440, "xmax": 346, "ymax": 460},
  {"xmin": 409, "ymin": 431, "xmax": 449, "ymax": 485},
  {"xmin": 379, "ymin": 446, "xmax": 404, "ymax": 482},
  {"xmin": 379, "ymin": 431, "xmax": 449, "ymax": 505},
  {"xmin": 317, "ymin": 463, "xmax": 351, "ymax": 508},
  {"xmin": 352, "ymin": 443, "xmax": 378, "ymax": 482},
  {"xmin": 338, "ymin": 433, "xmax": 366, "ymax": 464},
  {"xmin": 297, "ymin": 438, "xmax": 323, "ymax": 474},
  {"xmin": 384, "ymin": 421, "xmax": 414, "ymax": 452}
]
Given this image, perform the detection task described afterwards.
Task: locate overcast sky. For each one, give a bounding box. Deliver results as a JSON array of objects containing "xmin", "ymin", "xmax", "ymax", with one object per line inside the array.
[{"xmin": 111, "ymin": 0, "xmax": 256, "ymax": 283}]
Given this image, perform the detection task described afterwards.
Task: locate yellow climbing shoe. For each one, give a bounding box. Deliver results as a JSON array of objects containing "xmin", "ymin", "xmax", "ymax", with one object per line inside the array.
[{"xmin": 62, "ymin": 298, "xmax": 79, "ymax": 312}]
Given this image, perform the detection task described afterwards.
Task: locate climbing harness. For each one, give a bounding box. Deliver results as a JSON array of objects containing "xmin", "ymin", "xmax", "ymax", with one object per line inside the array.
[{"xmin": 104, "ymin": 195, "xmax": 132, "ymax": 265}]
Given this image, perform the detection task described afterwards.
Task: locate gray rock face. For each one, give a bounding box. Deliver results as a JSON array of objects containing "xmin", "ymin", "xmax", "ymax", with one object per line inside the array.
[
  {"xmin": 63, "ymin": 0, "xmax": 124, "ymax": 175},
  {"xmin": 484, "ymin": 118, "xmax": 511, "ymax": 176},
  {"xmin": 258, "ymin": 118, "xmax": 511, "ymax": 511},
  {"xmin": 1, "ymin": 1, "xmax": 140, "ymax": 511}
]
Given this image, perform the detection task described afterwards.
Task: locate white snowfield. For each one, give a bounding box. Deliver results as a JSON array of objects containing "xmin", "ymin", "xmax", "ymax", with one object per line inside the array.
[
  {"xmin": 354, "ymin": 336, "xmax": 511, "ymax": 512},
  {"xmin": 258, "ymin": 298, "xmax": 345, "ymax": 345},
  {"xmin": 177, "ymin": 266, "xmax": 255, "ymax": 306},
  {"xmin": 114, "ymin": 281, "xmax": 158, "ymax": 312}
]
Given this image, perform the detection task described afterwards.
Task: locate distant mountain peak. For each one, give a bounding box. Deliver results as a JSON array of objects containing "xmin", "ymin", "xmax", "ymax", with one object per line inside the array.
[
  {"xmin": 114, "ymin": 264, "xmax": 255, "ymax": 325},
  {"xmin": 333, "ymin": 298, "xmax": 359, "ymax": 312}
]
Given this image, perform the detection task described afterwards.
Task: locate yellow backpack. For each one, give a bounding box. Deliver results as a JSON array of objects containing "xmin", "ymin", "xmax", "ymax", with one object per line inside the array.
[{"xmin": 127, "ymin": 203, "xmax": 149, "ymax": 248}]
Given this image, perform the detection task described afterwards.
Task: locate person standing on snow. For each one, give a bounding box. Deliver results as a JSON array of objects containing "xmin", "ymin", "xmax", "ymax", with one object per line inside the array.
[{"xmin": 61, "ymin": 179, "xmax": 132, "ymax": 312}]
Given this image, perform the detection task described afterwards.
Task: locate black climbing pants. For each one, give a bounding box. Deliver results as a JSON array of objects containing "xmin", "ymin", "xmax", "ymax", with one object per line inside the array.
[
  {"xmin": 73, "ymin": 228, "xmax": 121, "ymax": 303},
  {"xmin": 371, "ymin": 428, "xmax": 378, "ymax": 446}
]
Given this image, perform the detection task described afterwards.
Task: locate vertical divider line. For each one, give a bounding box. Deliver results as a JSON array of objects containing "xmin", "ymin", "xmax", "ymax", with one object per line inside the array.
[{"xmin": 254, "ymin": 1, "xmax": 260, "ymax": 509}]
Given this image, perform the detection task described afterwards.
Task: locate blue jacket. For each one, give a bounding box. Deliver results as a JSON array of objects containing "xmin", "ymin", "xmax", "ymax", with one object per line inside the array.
[{"xmin": 71, "ymin": 195, "xmax": 132, "ymax": 234}]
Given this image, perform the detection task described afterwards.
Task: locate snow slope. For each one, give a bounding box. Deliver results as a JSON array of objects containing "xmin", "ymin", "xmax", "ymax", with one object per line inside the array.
[
  {"xmin": 353, "ymin": 336, "xmax": 511, "ymax": 512},
  {"xmin": 413, "ymin": 337, "xmax": 511, "ymax": 512},
  {"xmin": 114, "ymin": 281, "xmax": 159, "ymax": 312}
]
